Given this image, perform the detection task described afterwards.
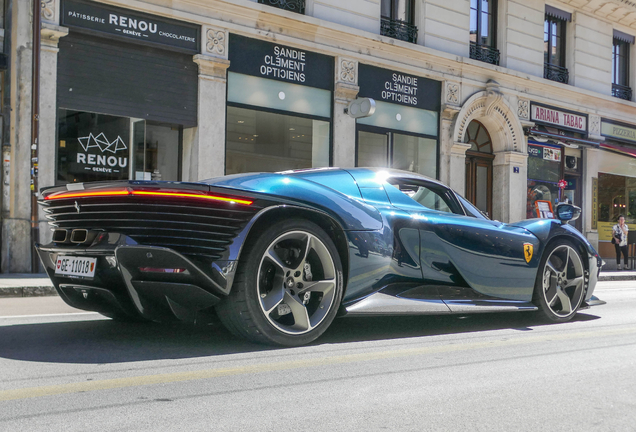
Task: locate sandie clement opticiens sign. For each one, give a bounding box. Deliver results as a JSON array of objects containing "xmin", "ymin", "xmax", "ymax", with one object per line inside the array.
[
  {"xmin": 61, "ymin": 0, "xmax": 200, "ymax": 53},
  {"xmin": 228, "ymin": 35, "xmax": 334, "ymax": 91}
]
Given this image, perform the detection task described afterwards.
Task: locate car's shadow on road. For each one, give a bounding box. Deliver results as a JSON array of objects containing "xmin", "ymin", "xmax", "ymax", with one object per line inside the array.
[{"xmin": 0, "ymin": 311, "xmax": 600, "ymax": 364}]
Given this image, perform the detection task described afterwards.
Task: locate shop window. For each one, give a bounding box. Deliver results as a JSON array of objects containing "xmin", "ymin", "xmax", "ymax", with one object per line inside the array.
[
  {"xmin": 356, "ymin": 129, "xmax": 437, "ymax": 178},
  {"xmin": 612, "ymin": 37, "xmax": 632, "ymax": 101},
  {"xmin": 598, "ymin": 173, "xmax": 636, "ymax": 224},
  {"xmin": 526, "ymin": 143, "xmax": 562, "ymax": 219},
  {"xmin": 469, "ymin": 0, "xmax": 499, "ymax": 65},
  {"xmin": 226, "ymin": 106, "xmax": 329, "ymax": 175},
  {"xmin": 544, "ymin": 10, "xmax": 569, "ymax": 84},
  {"xmin": 56, "ymin": 109, "xmax": 181, "ymax": 184},
  {"xmin": 380, "ymin": 0, "xmax": 418, "ymax": 43}
]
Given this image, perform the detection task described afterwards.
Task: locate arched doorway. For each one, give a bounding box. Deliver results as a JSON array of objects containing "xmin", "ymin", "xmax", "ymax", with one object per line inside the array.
[{"xmin": 463, "ymin": 120, "xmax": 494, "ymax": 217}]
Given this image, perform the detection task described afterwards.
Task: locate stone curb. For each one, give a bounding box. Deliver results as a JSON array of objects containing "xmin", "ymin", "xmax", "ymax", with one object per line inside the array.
[
  {"xmin": 598, "ymin": 273, "xmax": 636, "ymax": 282},
  {"xmin": 0, "ymin": 286, "xmax": 58, "ymax": 298}
]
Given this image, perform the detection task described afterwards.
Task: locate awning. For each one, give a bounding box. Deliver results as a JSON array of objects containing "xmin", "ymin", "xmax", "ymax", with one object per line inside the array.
[
  {"xmin": 613, "ymin": 29, "xmax": 635, "ymax": 45},
  {"xmin": 545, "ymin": 5, "xmax": 571, "ymax": 22},
  {"xmin": 600, "ymin": 142, "xmax": 636, "ymax": 158},
  {"xmin": 525, "ymin": 127, "xmax": 601, "ymax": 148}
]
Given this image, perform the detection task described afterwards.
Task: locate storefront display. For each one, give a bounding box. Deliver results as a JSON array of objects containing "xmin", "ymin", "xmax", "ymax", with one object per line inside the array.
[
  {"xmin": 596, "ymin": 119, "xmax": 636, "ymax": 258},
  {"xmin": 526, "ymin": 103, "xmax": 592, "ymax": 225},
  {"xmin": 226, "ymin": 35, "xmax": 333, "ymax": 174},
  {"xmin": 355, "ymin": 64, "xmax": 441, "ymax": 178},
  {"xmin": 55, "ymin": 0, "xmax": 199, "ymax": 184}
]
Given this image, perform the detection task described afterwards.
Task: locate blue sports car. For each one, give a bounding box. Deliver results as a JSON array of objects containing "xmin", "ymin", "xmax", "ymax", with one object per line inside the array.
[{"xmin": 37, "ymin": 168, "xmax": 604, "ymax": 346}]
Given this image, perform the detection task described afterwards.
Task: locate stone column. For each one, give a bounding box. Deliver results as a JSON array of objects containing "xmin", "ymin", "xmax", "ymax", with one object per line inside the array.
[
  {"xmin": 583, "ymin": 147, "xmax": 600, "ymax": 251},
  {"xmin": 447, "ymin": 142, "xmax": 470, "ymax": 195},
  {"xmin": 439, "ymin": 81, "xmax": 461, "ymax": 186},
  {"xmin": 332, "ymin": 58, "xmax": 358, "ymax": 168},
  {"xmin": 186, "ymin": 27, "xmax": 229, "ymax": 181},
  {"xmin": 38, "ymin": 24, "xmax": 69, "ymax": 245},
  {"xmin": 492, "ymin": 151, "xmax": 527, "ymax": 223},
  {"xmin": 2, "ymin": 0, "xmax": 35, "ymax": 272}
]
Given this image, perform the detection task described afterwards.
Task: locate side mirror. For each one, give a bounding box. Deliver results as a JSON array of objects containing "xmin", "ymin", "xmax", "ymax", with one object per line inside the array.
[{"xmin": 555, "ymin": 203, "xmax": 581, "ymax": 222}]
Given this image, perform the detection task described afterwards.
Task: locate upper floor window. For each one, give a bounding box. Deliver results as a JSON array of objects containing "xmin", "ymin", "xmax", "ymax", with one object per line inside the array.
[
  {"xmin": 612, "ymin": 31, "xmax": 633, "ymax": 101},
  {"xmin": 469, "ymin": 0, "xmax": 499, "ymax": 65},
  {"xmin": 544, "ymin": 9, "xmax": 569, "ymax": 84},
  {"xmin": 380, "ymin": 0, "xmax": 418, "ymax": 44},
  {"xmin": 258, "ymin": 0, "xmax": 305, "ymax": 14}
]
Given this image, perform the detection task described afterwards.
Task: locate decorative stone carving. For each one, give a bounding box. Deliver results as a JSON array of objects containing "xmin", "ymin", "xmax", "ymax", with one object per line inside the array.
[
  {"xmin": 41, "ymin": 24, "xmax": 69, "ymax": 52},
  {"xmin": 452, "ymin": 88, "xmax": 525, "ymax": 153},
  {"xmin": 589, "ymin": 114, "xmax": 601, "ymax": 137},
  {"xmin": 337, "ymin": 58, "xmax": 358, "ymax": 85},
  {"xmin": 41, "ymin": 0, "xmax": 57, "ymax": 24},
  {"xmin": 484, "ymin": 80, "xmax": 503, "ymax": 117},
  {"xmin": 205, "ymin": 28, "xmax": 228, "ymax": 59},
  {"xmin": 517, "ymin": 99, "xmax": 530, "ymax": 121},
  {"xmin": 446, "ymin": 82, "xmax": 460, "ymax": 105}
]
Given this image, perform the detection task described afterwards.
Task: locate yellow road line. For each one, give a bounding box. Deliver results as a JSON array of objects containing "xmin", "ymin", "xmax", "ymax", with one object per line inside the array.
[{"xmin": 1, "ymin": 326, "xmax": 635, "ymax": 402}]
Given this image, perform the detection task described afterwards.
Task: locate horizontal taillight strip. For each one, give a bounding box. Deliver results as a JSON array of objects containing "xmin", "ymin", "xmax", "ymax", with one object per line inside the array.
[{"xmin": 44, "ymin": 189, "xmax": 253, "ymax": 205}]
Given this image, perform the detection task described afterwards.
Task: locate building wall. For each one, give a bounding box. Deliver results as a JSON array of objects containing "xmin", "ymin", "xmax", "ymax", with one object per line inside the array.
[{"xmin": 3, "ymin": 0, "xmax": 636, "ymax": 271}]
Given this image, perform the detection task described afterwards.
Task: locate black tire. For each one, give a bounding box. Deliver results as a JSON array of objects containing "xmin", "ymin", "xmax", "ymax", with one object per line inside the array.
[
  {"xmin": 215, "ymin": 218, "xmax": 343, "ymax": 346},
  {"xmin": 533, "ymin": 240, "xmax": 586, "ymax": 323}
]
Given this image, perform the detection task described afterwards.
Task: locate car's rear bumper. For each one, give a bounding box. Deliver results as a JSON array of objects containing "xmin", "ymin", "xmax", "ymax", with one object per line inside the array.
[{"xmin": 36, "ymin": 238, "xmax": 236, "ymax": 322}]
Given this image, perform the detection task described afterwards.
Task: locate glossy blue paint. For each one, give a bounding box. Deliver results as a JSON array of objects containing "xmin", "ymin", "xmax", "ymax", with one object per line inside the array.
[{"xmin": 204, "ymin": 171, "xmax": 382, "ymax": 231}]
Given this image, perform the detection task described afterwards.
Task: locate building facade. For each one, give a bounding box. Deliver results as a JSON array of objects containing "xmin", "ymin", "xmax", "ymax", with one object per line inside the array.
[{"xmin": 1, "ymin": 0, "xmax": 636, "ymax": 272}]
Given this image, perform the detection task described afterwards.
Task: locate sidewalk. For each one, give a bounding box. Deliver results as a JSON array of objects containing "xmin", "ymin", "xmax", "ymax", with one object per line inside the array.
[{"xmin": 0, "ymin": 270, "xmax": 634, "ymax": 298}]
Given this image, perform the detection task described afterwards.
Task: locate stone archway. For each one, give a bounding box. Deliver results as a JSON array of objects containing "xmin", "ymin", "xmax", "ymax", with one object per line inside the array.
[{"xmin": 448, "ymin": 81, "xmax": 527, "ymax": 223}]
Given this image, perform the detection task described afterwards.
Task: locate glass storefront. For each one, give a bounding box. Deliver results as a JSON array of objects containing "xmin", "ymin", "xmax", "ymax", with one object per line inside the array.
[
  {"xmin": 598, "ymin": 173, "xmax": 636, "ymax": 224},
  {"xmin": 226, "ymin": 106, "xmax": 329, "ymax": 174},
  {"xmin": 526, "ymin": 142, "xmax": 562, "ymax": 218},
  {"xmin": 356, "ymin": 128, "xmax": 437, "ymax": 177},
  {"xmin": 226, "ymin": 35, "xmax": 333, "ymax": 174},
  {"xmin": 57, "ymin": 109, "xmax": 181, "ymax": 183}
]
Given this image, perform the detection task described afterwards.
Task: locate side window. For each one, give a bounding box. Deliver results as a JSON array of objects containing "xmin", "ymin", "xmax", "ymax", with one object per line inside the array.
[{"xmin": 388, "ymin": 179, "xmax": 463, "ymax": 214}]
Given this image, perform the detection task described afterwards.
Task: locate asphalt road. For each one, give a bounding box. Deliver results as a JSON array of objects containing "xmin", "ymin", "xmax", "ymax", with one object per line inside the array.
[{"xmin": 1, "ymin": 281, "xmax": 635, "ymax": 432}]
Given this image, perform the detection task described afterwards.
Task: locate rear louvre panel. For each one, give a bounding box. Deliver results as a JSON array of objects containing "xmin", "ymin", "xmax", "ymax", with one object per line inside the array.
[{"xmin": 42, "ymin": 197, "xmax": 260, "ymax": 261}]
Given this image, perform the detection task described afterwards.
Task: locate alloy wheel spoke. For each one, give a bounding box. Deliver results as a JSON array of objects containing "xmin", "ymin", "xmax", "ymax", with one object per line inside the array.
[
  {"xmin": 284, "ymin": 291, "xmax": 311, "ymax": 331},
  {"xmin": 299, "ymin": 234, "xmax": 314, "ymax": 269},
  {"xmin": 545, "ymin": 272, "xmax": 558, "ymax": 304},
  {"xmin": 298, "ymin": 279, "xmax": 335, "ymax": 295},
  {"xmin": 556, "ymin": 287, "xmax": 573, "ymax": 314},
  {"xmin": 265, "ymin": 247, "xmax": 288, "ymax": 272},
  {"xmin": 262, "ymin": 285, "xmax": 285, "ymax": 314},
  {"xmin": 546, "ymin": 261, "xmax": 559, "ymax": 276},
  {"xmin": 562, "ymin": 248, "xmax": 571, "ymax": 273}
]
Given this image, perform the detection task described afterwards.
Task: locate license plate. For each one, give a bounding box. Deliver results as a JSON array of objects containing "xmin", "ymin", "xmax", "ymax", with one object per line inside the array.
[{"xmin": 55, "ymin": 256, "xmax": 97, "ymax": 278}]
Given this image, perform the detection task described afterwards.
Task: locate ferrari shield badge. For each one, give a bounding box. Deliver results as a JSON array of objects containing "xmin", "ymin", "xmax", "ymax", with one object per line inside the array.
[{"xmin": 523, "ymin": 243, "xmax": 533, "ymax": 263}]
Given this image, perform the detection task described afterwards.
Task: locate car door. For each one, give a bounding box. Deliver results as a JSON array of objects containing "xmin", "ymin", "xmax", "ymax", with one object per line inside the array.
[{"xmin": 383, "ymin": 178, "xmax": 539, "ymax": 302}]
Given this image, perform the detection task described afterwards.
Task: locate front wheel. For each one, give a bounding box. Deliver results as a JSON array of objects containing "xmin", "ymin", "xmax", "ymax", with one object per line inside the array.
[
  {"xmin": 533, "ymin": 240, "xmax": 586, "ymax": 322},
  {"xmin": 216, "ymin": 219, "xmax": 343, "ymax": 346}
]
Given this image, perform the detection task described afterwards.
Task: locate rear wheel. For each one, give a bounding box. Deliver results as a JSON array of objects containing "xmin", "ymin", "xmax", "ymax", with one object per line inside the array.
[
  {"xmin": 216, "ymin": 219, "xmax": 343, "ymax": 346},
  {"xmin": 533, "ymin": 240, "xmax": 586, "ymax": 322}
]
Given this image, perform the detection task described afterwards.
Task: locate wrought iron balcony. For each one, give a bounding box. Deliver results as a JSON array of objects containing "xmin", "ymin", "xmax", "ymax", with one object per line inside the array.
[
  {"xmin": 544, "ymin": 63, "xmax": 569, "ymax": 84},
  {"xmin": 258, "ymin": 0, "xmax": 305, "ymax": 14},
  {"xmin": 380, "ymin": 17, "xmax": 418, "ymax": 44},
  {"xmin": 612, "ymin": 83, "xmax": 632, "ymax": 101},
  {"xmin": 469, "ymin": 42, "xmax": 500, "ymax": 66}
]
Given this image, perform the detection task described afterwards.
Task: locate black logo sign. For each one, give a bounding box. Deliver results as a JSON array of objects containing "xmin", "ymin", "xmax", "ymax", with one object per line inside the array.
[
  {"xmin": 358, "ymin": 64, "xmax": 441, "ymax": 112},
  {"xmin": 62, "ymin": 0, "xmax": 200, "ymax": 53},
  {"xmin": 228, "ymin": 35, "xmax": 333, "ymax": 91}
]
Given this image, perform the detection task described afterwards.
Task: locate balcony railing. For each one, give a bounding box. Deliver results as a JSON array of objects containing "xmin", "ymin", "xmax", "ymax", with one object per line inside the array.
[
  {"xmin": 258, "ymin": 0, "xmax": 305, "ymax": 14},
  {"xmin": 544, "ymin": 63, "xmax": 569, "ymax": 84},
  {"xmin": 469, "ymin": 42, "xmax": 500, "ymax": 66},
  {"xmin": 380, "ymin": 17, "xmax": 418, "ymax": 44},
  {"xmin": 612, "ymin": 83, "xmax": 633, "ymax": 101}
]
